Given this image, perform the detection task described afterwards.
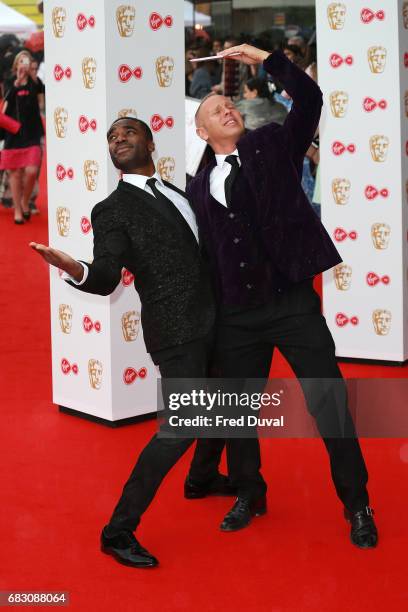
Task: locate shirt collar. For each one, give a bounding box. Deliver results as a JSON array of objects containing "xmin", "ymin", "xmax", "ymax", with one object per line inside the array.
[
  {"xmin": 214, "ymin": 149, "xmax": 240, "ymax": 169},
  {"xmin": 122, "ymin": 170, "xmax": 163, "ymax": 190}
]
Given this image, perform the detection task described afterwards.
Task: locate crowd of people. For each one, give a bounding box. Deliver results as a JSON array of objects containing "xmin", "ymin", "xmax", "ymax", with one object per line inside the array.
[
  {"xmin": 186, "ymin": 32, "xmax": 321, "ymax": 216},
  {"xmin": 0, "ymin": 26, "xmax": 320, "ymax": 224},
  {"xmin": 0, "ymin": 33, "xmax": 45, "ymax": 224}
]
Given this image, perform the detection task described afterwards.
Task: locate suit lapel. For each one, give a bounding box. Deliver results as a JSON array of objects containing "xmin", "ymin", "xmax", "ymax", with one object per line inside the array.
[
  {"xmin": 117, "ymin": 180, "xmax": 198, "ymax": 251},
  {"xmin": 237, "ymin": 141, "xmax": 265, "ymax": 199}
]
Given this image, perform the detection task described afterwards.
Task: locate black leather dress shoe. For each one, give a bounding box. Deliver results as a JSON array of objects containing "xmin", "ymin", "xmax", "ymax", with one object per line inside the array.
[
  {"xmin": 220, "ymin": 496, "xmax": 267, "ymax": 531},
  {"xmin": 184, "ymin": 474, "xmax": 237, "ymax": 499},
  {"xmin": 344, "ymin": 506, "xmax": 378, "ymax": 549},
  {"xmin": 100, "ymin": 527, "xmax": 158, "ymax": 568}
]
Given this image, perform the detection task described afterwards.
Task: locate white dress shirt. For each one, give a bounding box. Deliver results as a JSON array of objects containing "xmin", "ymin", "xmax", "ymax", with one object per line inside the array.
[
  {"xmin": 65, "ymin": 172, "xmax": 198, "ymax": 286},
  {"xmin": 210, "ymin": 149, "xmax": 241, "ymax": 207}
]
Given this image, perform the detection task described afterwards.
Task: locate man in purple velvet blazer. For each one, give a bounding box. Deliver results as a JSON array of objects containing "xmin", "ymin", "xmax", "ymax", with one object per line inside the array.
[{"xmin": 185, "ymin": 44, "xmax": 378, "ymax": 549}]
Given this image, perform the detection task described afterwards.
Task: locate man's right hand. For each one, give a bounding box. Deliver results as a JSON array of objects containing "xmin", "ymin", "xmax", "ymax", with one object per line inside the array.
[{"xmin": 29, "ymin": 242, "xmax": 84, "ymax": 282}]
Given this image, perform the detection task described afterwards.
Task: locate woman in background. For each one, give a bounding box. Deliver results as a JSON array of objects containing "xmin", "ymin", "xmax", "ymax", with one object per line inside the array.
[
  {"xmin": 0, "ymin": 50, "xmax": 44, "ymax": 224},
  {"xmin": 236, "ymin": 77, "xmax": 287, "ymax": 129}
]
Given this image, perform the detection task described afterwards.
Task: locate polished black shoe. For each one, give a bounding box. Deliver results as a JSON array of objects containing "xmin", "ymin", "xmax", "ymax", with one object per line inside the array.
[
  {"xmin": 220, "ymin": 495, "xmax": 267, "ymax": 532},
  {"xmin": 344, "ymin": 506, "xmax": 378, "ymax": 549},
  {"xmin": 184, "ymin": 474, "xmax": 237, "ymax": 499},
  {"xmin": 100, "ymin": 527, "xmax": 158, "ymax": 568},
  {"xmin": 14, "ymin": 218, "xmax": 24, "ymax": 225},
  {"xmin": 22, "ymin": 210, "xmax": 31, "ymax": 220}
]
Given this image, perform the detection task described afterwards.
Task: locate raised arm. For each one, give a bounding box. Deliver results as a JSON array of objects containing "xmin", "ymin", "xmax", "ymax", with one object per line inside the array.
[
  {"xmin": 219, "ymin": 44, "xmax": 323, "ymax": 162},
  {"xmin": 262, "ymin": 49, "xmax": 322, "ymax": 160}
]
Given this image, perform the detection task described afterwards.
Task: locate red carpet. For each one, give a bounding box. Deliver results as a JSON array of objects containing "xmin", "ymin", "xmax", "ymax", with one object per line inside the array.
[{"xmin": 1, "ymin": 156, "xmax": 408, "ymax": 612}]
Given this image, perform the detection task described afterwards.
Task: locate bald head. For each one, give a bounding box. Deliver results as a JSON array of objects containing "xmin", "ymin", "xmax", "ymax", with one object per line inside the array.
[
  {"xmin": 195, "ymin": 92, "xmax": 218, "ymax": 127},
  {"xmin": 194, "ymin": 93, "xmax": 245, "ymax": 152}
]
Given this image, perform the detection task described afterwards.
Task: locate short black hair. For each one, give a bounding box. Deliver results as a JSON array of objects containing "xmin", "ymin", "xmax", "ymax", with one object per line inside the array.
[{"xmin": 107, "ymin": 117, "xmax": 153, "ymax": 141}]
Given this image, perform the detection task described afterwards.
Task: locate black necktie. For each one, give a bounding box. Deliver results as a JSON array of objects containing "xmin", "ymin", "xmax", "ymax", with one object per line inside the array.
[
  {"xmin": 224, "ymin": 155, "xmax": 240, "ymax": 207},
  {"xmin": 146, "ymin": 177, "xmax": 166, "ymax": 200},
  {"xmin": 146, "ymin": 177, "xmax": 195, "ymax": 243}
]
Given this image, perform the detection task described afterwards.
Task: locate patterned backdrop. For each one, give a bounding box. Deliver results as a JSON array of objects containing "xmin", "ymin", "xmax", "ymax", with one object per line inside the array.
[{"xmin": 45, "ymin": 0, "xmax": 185, "ymax": 420}]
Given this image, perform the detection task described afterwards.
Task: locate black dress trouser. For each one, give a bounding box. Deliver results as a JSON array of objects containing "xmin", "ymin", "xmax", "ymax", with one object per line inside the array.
[
  {"xmin": 189, "ymin": 279, "xmax": 369, "ymax": 514},
  {"xmin": 106, "ymin": 331, "xmax": 265, "ymax": 534}
]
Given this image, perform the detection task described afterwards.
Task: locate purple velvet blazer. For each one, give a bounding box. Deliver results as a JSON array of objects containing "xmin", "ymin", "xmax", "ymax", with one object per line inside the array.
[{"xmin": 187, "ymin": 50, "xmax": 342, "ymax": 286}]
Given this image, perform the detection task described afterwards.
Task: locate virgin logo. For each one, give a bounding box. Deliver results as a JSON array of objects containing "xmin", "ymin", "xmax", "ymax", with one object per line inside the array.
[
  {"xmin": 121, "ymin": 268, "xmax": 134, "ymax": 286},
  {"xmin": 329, "ymin": 54, "xmax": 353, "ymax": 68},
  {"xmin": 61, "ymin": 358, "xmax": 78, "ymax": 375},
  {"xmin": 80, "ymin": 216, "xmax": 92, "ymax": 234},
  {"xmin": 54, "ymin": 64, "xmax": 72, "ymax": 81},
  {"xmin": 150, "ymin": 114, "xmax": 174, "ymax": 132},
  {"xmin": 56, "ymin": 164, "xmax": 74, "ymax": 181},
  {"xmin": 334, "ymin": 228, "xmax": 358, "ymax": 242},
  {"xmin": 77, "ymin": 13, "xmax": 95, "ymax": 31},
  {"xmin": 118, "ymin": 64, "xmax": 143, "ymax": 82},
  {"xmin": 332, "ymin": 141, "xmax": 355, "ymax": 155},
  {"xmin": 364, "ymin": 185, "xmax": 389, "ymax": 200},
  {"xmin": 366, "ymin": 272, "xmax": 390, "ymax": 286},
  {"xmin": 360, "ymin": 9, "xmax": 385, "ymax": 23},
  {"xmin": 363, "ymin": 97, "xmax": 387, "ymax": 112},
  {"xmin": 83, "ymin": 315, "xmax": 101, "ymax": 333},
  {"xmin": 79, "ymin": 115, "xmax": 97, "ymax": 132},
  {"xmin": 149, "ymin": 12, "xmax": 173, "ymax": 30},
  {"xmin": 123, "ymin": 367, "xmax": 147, "ymax": 385},
  {"xmin": 336, "ymin": 313, "xmax": 359, "ymax": 327}
]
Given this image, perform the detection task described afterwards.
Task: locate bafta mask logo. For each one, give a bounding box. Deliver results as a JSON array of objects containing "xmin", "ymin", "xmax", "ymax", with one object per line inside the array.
[
  {"xmin": 370, "ymin": 135, "xmax": 389, "ymax": 162},
  {"xmin": 368, "ymin": 46, "xmax": 387, "ymax": 74},
  {"xmin": 52, "ymin": 6, "xmax": 66, "ymax": 38},
  {"xmin": 54, "ymin": 107, "xmax": 68, "ymax": 139},
  {"xmin": 371, "ymin": 223, "xmax": 391, "ymax": 250},
  {"xmin": 116, "ymin": 5, "xmax": 136, "ymax": 37},
  {"xmin": 334, "ymin": 264, "xmax": 352, "ymax": 291},
  {"xmin": 118, "ymin": 108, "xmax": 137, "ymax": 119},
  {"xmin": 372, "ymin": 309, "xmax": 391, "ymax": 336},
  {"xmin": 157, "ymin": 157, "xmax": 175, "ymax": 183},
  {"xmin": 155, "ymin": 56, "xmax": 174, "ymax": 88},
  {"xmin": 332, "ymin": 178, "xmax": 351, "ymax": 205},
  {"xmin": 84, "ymin": 160, "xmax": 98, "ymax": 191},
  {"xmin": 56, "ymin": 206, "xmax": 70, "ymax": 237},
  {"xmin": 82, "ymin": 57, "xmax": 97, "ymax": 89},
  {"xmin": 329, "ymin": 91, "xmax": 348, "ymax": 118},
  {"xmin": 88, "ymin": 359, "xmax": 103, "ymax": 390},
  {"xmin": 121, "ymin": 310, "xmax": 140, "ymax": 342},
  {"xmin": 59, "ymin": 304, "xmax": 73, "ymax": 334},
  {"xmin": 403, "ymin": 2, "xmax": 408, "ymax": 29},
  {"xmin": 327, "ymin": 3, "xmax": 346, "ymax": 30}
]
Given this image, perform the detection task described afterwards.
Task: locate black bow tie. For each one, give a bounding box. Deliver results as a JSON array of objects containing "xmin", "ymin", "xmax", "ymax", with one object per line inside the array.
[{"xmin": 224, "ymin": 155, "xmax": 240, "ymax": 207}]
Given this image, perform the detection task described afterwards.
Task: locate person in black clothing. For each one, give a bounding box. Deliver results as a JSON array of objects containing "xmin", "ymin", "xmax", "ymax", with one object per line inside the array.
[
  {"xmin": 187, "ymin": 44, "xmax": 378, "ymax": 548},
  {"xmin": 0, "ymin": 50, "xmax": 44, "ymax": 224},
  {"xmin": 29, "ymin": 117, "xmax": 236, "ymax": 569}
]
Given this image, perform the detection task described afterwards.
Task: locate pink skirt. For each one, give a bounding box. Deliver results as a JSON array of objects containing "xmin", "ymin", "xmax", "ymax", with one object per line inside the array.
[{"xmin": 0, "ymin": 145, "xmax": 42, "ymax": 170}]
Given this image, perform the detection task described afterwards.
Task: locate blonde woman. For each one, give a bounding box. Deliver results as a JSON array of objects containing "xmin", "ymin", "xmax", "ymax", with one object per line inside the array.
[{"xmin": 0, "ymin": 50, "xmax": 45, "ymax": 224}]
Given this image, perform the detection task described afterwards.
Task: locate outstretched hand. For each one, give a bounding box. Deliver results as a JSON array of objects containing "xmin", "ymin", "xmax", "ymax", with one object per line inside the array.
[
  {"xmin": 217, "ymin": 44, "xmax": 270, "ymax": 66},
  {"xmin": 29, "ymin": 242, "xmax": 84, "ymax": 282}
]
